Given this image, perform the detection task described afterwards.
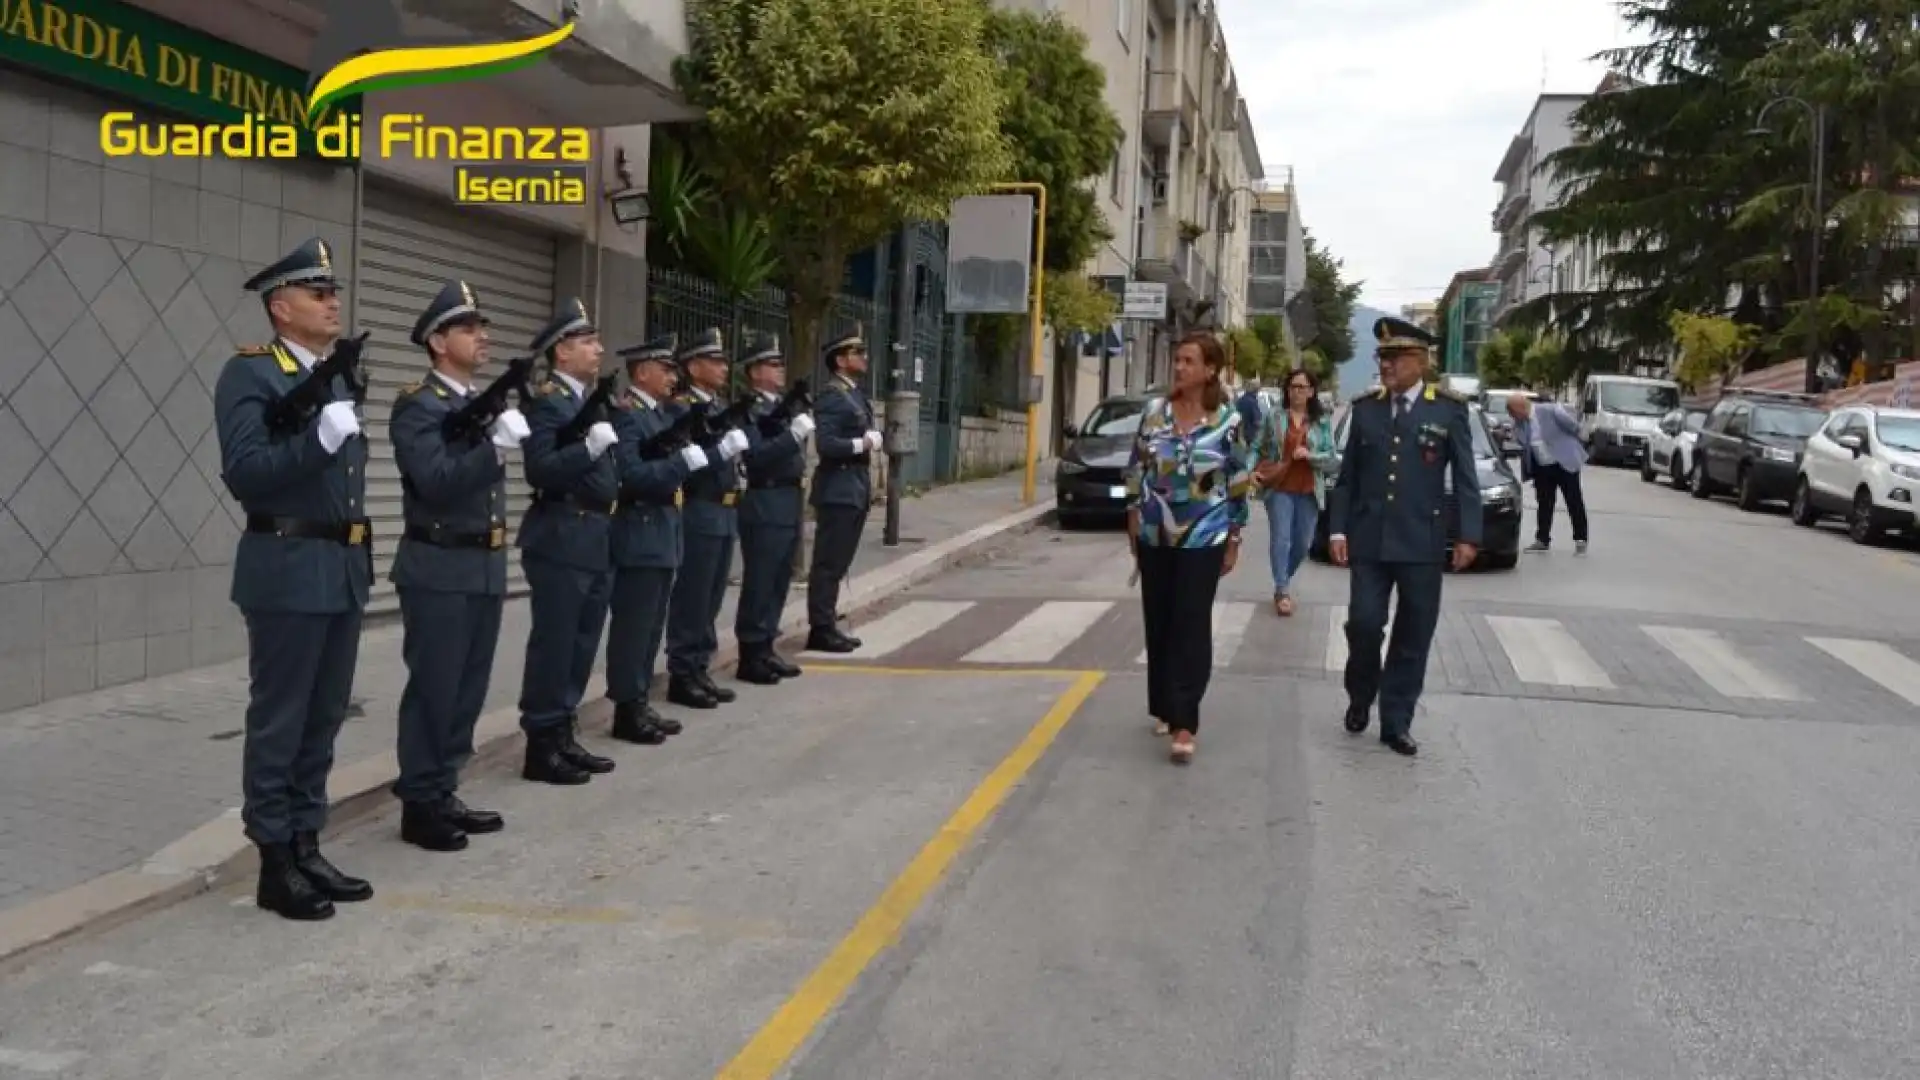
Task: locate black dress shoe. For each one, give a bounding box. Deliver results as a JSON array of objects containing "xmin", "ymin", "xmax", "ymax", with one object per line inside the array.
[
  {"xmin": 767, "ymin": 651, "xmax": 802, "ymax": 678},
  {"xmin": 444, "ymin": 794, "xmax": 503, "ymax": 834},
  {"xmin": 523, "ymin": 728, "xmax": 592, "ymax": 785},
  {"xmin": 291, "ymin": 832, "xmax": 373, "ymax": 902},
  {"xmin": 735, "ymin": 653, "xmax": 783, "ymax": 685},
  {"xmin": 1382, "ymin": 734, "xmax": 1419, "ymax": 757},
  {"xmin": 668, "ymin": 675, "xmax": 719, "ymax": 709},
  {"xmin": 642, "ymin": 701, "xmax": 683, "ymax": 736},
  {"xmin": 611, "ymin": 701, "xmax": 667, "ymax": 745},
  {"xmin": 694, "ymin": 670, "xmax": 737, "ymax": 703},
  {"xmin": 559, "ymin": 724, "xmax": 616, "ymax": 774},
  {"xmin": 806, "ymin": 627, "xmax": 858, "ymax": 654},
  {"xmin": 1344, "ymin": 704, "xmax": 1371, "ymax": 734},
  {"xmin": 256, "ymin": 843, "xmax": 334, "ymax": 920},
  {"xmin": 401, "ymin": 802, "xmax": 468, "ymax": 852}
]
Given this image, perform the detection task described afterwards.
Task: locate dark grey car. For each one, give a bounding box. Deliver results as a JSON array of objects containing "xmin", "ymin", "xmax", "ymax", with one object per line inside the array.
[{"xmin": 1055, "ymin": 395, "xmax": 1149, "ymax": 527}]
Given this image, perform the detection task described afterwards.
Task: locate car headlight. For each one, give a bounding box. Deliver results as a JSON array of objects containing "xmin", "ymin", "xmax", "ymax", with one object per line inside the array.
[
  {"xmin": 1891, "ymin": 463, "xmax": 1920, "ymax": 482},
  {"xmin": 1057, "ymin": 460, "xmax": 1086, "ymax": 475},
  {"xmin": 1762, "ymin": 447, "xmax": 1795, "ymax": 463}
]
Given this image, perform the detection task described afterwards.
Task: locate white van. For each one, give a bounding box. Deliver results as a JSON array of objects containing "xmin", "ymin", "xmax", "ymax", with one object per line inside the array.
[{"xmin": 1579, "ymin": 373, "xmax": 1682, "ymax": 466}]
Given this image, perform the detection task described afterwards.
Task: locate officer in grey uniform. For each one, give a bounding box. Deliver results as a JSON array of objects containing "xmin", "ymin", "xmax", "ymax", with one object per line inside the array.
[
  {"xmin": 734, "ymin": 332, "xmax": 817, "ymax": 683},
  {"xmin": 1326, "ymin": 317, "xmax": 1481, "ymax": 757},
  {"xmin": 806, "ymin": 327, "xmax": 884, "ymax": 653},
  {"xmin": 213, "ymin": 237, "xmax": 373, "ymax": 921},
  {"xmin": 664, "ymin": 328, "xmax": 754, "ymax": 708},
  {"xmin": 604, "ymin": 333, "xmax": 708, "ymax": 744},
  {"xmin": 515, "ymin": 299, "xmax": 619, "ymax": 785},
  {"xmin": 387, "ymin": 280, "xmax": 526, "ymax": 852}
]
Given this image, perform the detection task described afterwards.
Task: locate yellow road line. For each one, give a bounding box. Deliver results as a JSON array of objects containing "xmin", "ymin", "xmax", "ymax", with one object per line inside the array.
[
  {"xmin": 801, "ymin": 663, "xmax": 1088, "ymax": 678},
  {"xmin": 713, "ymin": 669, "xmax": 1107, "ymax": 1080}
]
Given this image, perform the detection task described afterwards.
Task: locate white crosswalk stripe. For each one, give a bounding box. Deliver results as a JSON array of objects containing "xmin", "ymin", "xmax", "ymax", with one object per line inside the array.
[
  {"xmin": 1486, "ymin": 615, "xmax": 1614, "ymax": 688},
  {"xmin": 1806, "ymin": 637, "xmax": 1920, "ymax": 706},
  {"xmin": 1322, "ymin": 600, "xmax": 1397, "ymax": 672},
  {"xmin": 965, "ymin": 601, "xmax": 1114, "ymax": 664},
  {"xmin": 1135, "ymin": 602, "xmax": 1258, "ymax": 667},
  {"xmin": 1643, "ymin": 626, "xmax": 1802, "ymax": 700},
  {"xmin": 839, "ymin": 600, "xmax": 975, "ymax": 658}
]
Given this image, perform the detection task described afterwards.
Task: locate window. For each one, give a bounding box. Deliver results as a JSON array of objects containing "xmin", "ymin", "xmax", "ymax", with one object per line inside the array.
[
  {"xmin": 1109, "ymin": 142, "xmax": 1123, "ymax": 201},
  {"xmin": 1116, "ymin": 0, "xmax": 1131, "ymax": 45},
  {"xmin": 1082, "ymin": 398, "xmax": 1146, "ymax": 436},
  {"xmin": 1875, "ymin": 414, "xmax": 1920, "ymax": 452},
  {"xmin": 1597, "ymin": 381, "xmax": 1679, "ymax": 416},
  {"xmin": 1684, "ymin": 409, "xmax": 1707, "ymax": 432},
  {"xmin": 1749, "ymin": 405, "xmax": 1826, "ymax": 438}
]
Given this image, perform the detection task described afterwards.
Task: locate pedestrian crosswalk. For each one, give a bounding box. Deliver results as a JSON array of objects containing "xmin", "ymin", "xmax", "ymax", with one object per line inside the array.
[{"xmin": 806, "ymin": 597, "xmax": 1920, "ymax": 716}]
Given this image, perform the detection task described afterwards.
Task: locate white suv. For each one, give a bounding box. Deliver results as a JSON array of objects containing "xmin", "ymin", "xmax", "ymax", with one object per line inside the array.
[{"xmin": 1791, "ymin": 406, "xmax": 1920, "ymax": 543}]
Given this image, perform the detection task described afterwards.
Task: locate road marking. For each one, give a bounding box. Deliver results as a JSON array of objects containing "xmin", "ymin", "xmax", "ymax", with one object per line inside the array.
[
  {"xmin": 1133, "ymin": 602, "xmax": 1257, "ymax": 666},
  {"xmin": 1486, "ymin": 615, "xmax": 1614, "ymax": 688},
  {"xmin": 0, "ymin": 1047, "xmax": 84, "ymax": 1073},
  {"xmin": 1643, "ymin": 626, "xmax": 1801, "ymax": 700},
  {"xmin": 1325, "ymin": 604, "xmax": 1347, "ymax": 671},
  {"xmin": 714, "ymin": 670, "xmax": 1105, "ymax": 1080},
  {"xmin": 963, "ymin": 601, "xmax": 1113, "ymax": 664},
  {"xmin": 806, "ymin": 665, "xmax": 1086, "ymax": 678},
  {"xmin": 1807, "ymin": 637, "xmax": 1920, "ymax": 705},
  {"xmin": 833, "ymin": 601, "xmax": 974, "ymax": 658}
]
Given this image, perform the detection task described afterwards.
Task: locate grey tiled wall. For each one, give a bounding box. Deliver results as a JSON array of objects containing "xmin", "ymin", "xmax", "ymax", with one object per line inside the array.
[{"xmin": 0, "ymin": 70, "xmax": 358, "ymax": 710}]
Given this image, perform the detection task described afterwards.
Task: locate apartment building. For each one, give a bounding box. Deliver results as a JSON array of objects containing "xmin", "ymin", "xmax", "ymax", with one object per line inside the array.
[
  {"xmin": 1401, "ymin": 301, "xmax": 1439, "ymax": 333},
  {"xmin": 1436, "ymin": 269, "xmax": 1499, "ymax": 375},
  {"xmin": 0, "ymin": 0, "xmax": 689, "ymax": 708},
  {"xmin": 1489, "ymin": 92, "xmax": 1589, "ymax": 325},
  {"xmin": 1247, "ymin": 171, "xmax": 1306, "ymax": 347}
]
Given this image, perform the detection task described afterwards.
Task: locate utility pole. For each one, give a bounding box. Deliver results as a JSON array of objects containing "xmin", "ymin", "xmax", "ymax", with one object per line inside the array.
[{"xmin": 883, "ymin": 227, "xmax": 915, "ymax": 546}]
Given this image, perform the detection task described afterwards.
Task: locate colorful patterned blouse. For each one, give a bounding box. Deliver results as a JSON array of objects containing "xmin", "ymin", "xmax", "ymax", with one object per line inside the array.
[{"xmin": 1124, "ymin": 398, "xmax": 1254, "ymax": 548}]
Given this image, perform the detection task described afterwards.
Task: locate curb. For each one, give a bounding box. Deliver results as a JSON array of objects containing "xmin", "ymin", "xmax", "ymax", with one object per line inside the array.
[{"xmin": 0, "ymin": 500, "xmax": 1052, "ymax": 968}]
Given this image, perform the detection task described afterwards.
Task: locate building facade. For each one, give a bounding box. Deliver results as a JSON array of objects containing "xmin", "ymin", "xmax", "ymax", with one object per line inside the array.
[
  {"xmin": 1437, "ymin": 269, "xmax": 1499, "ymax": 375},
  {"xmin": 1246, "ymin": 172, "xmax": 1305, "ymax": 346},
  {"xmin": 1490, "ymin": 92, "xmax": 1587, "ymax": 325},
  {"xmin": 1400, "ymin": 300, "xmax": 1438, "ymax": 333},
  {"xmin": 0, "ymin": 0, "xmax": 688, "ymax": 709}
]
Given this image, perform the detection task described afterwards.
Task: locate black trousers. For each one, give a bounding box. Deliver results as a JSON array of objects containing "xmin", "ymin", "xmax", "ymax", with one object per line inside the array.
[
  {"xmin": 1138, "ymin": 543, "xmax": 1225, "ymax": 734},
  {"xmin": 1344, "ymin": 560, "xmax": 1443, "ymax": 741},
  {"xmin": 808, "ymin": 505, "xmax": 867, "ymax": 631},
  {"xmin": 1531, "ymin": 462, "xmax": 1588, "ymax": 545}
]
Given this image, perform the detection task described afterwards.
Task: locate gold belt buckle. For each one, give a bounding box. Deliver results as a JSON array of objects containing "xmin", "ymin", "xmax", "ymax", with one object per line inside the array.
[
  {"xmin": 347, "ymin": 522, "xmax": 367, "ymax": 545},
  {"xmin": 722, "ymin": 492, "xmax": 737, "ymax": 507},
  {"xmin": 673, "ymin": 491, "xmax": 684, "ymax": 508},
  {"xmin": 489, "ymin": 525, "xmax": 505, "ymax": 549}
]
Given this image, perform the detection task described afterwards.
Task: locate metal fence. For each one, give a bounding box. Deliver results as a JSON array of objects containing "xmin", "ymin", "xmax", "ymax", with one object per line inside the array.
[{"xmin": 645, "ymin": 266, "xmax": 883, "ymax": 398}]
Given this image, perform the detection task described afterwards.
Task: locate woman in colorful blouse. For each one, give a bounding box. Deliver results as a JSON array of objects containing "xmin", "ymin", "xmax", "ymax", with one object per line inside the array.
[
  {"xmin": 1255, "ymin": 368, "xmax": 1338, "ymax": 617},
  {"xmin": 1124, "ymin": 332, "xmax": 1254, "ymax": 764}
]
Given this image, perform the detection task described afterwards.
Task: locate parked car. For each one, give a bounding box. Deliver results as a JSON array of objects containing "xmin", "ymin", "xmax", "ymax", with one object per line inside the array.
[
  {"xmin": 1054, "ymin": 394, "xmax": 1150, "ymax": 526},
  {"xmin": 1643, "ymin": 405, "xmax": 1710, "ymax": 488},
  {"xmin": 1310, "ymin": 402, "xmax": 1523, "ymax": 570},
  {"xmin": 1578, "ymin": 374, "xmax": 1682, "ymax": 466},
  {"xmin": 1690, "ymin": 388, "xmax": 1828, "ymax": 510},
  {"xmin": 1479, "ymin": 388, "xmax": 1545, "ymax": 469},
  {"xmin": 1791, "ymin": 405, "xmax": 1920, "ymax": 543}
]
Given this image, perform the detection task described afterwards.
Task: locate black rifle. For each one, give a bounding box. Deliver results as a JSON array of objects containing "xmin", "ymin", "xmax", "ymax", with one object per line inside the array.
[
  {"xmin": 754, "ymin": 379, "xmax": 813, "ymax": 437},
  {"xmin": 442, "ymin": 355, "xmax": 533, "ymax": 442},
  {"xmin": 634, "ymin": 402, "xmax": 710, "ymax": 461},
  {"xmin": 696, "ymin": 395, "xmax": 758, "ymax": 452},
  {"xmin": 555, "ymin": 374, "xmax": 617, "ymax": 446},
  {"xmin": 266, "ymin": 331, "xmax": 369, "ymax": 435}
]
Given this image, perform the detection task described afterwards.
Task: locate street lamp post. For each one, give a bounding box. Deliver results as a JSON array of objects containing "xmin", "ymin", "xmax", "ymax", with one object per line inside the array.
[{"xmin": 1750, "ymin": 95, "xmax": 1828, "ymax": 394}]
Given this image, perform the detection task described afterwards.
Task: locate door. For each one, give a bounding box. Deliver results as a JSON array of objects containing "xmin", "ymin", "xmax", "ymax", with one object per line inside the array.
[
  {"xmin": 356, "ymin": 183, "xmax": 560, "ymax": 613},
  {"xmin": 1803, "ymin": 410, "xmax": 1852, "ymax": 501},
  {"xmin": 1710, "ymin": 404, "xmax": 1751, "ymax": 485}
]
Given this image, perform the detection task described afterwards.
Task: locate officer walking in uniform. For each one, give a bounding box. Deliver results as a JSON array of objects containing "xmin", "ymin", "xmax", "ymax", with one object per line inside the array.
[
  {"xmin": 515, "ymin": 299, "xmax": 620, "ymax": 785},
  {"xmin": 386, "ymin": 280, "xmax": 527, "ymax": 852},
  {"xmin": 664, "ymin": 328, "xmax": 754, "ymax": 708},
  {"xmin": 213, "ymin": 237, "xmax": 374, "ymax": 921},
  {"xmin": 734, "ymin": 333, "xmax": 817, "ymax": 683},
  {"xmin": 1326, "ymin": 317, "xmax": 1481, "ymax": 756},
  {"xmin": 604, "ymin": 333, "xmax": 709, "ymax": 744},
  {"xmin": 806, "ymin": 327, "xmax": 884, "ymax": 654}
]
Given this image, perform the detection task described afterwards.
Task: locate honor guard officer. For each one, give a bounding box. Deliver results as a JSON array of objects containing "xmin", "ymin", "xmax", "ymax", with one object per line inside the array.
[
  {"xmin": 515, "ymin": 299, "xmax": 620, "ymax": 785},
  {"xmin": 213, "ymin": 237, "xmax": 373, "ymax": 921},
  {"xmin": 805, "ymin": 326, "xmax": 884, "ymax": 653},
  {"xmin": 604, "ymin": 333, "xmax": 708, "ymax": 744},
  {"xmin": 1326, "ymin": 317, "xmax": 1481, "ymax": 757},
  {"xmin": 734, "ymin": 332, "xmax": 816, "ymax": 683},
  {"xmin": 387, "ymin": 281, "xmax": 526, "ymax": 852},
  {"xmin": 664, "ymin": 328, "xmax": 753, "ymax": 709}
]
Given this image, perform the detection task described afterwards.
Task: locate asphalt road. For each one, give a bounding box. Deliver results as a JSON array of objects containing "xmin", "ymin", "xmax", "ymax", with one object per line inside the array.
[{"xmin": 2, "ymin": 467, "xmax": 1918, "ymax": 1079}]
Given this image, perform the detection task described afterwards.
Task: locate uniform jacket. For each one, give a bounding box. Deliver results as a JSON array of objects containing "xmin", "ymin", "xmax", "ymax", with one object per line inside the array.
[
  {"xmin": 810, "ymin": 372, "xmax": 873, "ymax": 510},
  {"xmin": 675, "ymin": 386, "xmax": 743, "ymax": 540},
  {"xmin": 517, "ymin": 373, "xmax": 619, "ymax": 572},
  {"xmin": 1327, "ymin": 384, "xmax": 1482, "ymax": 565},
  {"xmin": 610, "ymin": 393, "xmax": 691, "ymax": 570},
  {"xmin": 388, "ymin": 372, "xmax": 510, "ymax": 596},
  {"xmin": 213, "ymin": 339, "xmax": 372, "ymax": 615},
  {"xmin": 741, "ymin": 390, "xmax": 807, "ymax": 530}
]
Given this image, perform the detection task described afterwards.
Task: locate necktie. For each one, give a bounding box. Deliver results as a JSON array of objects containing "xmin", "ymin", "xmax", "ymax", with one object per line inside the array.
[{"xmin": 1393, "ymin": 395, "xmax": 1407, "ymax": 422}]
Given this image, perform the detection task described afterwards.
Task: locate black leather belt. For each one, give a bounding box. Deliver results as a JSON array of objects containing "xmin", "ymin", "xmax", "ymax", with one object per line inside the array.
[
  {"xmin": 617, "ymin": 494, "xmax": 680, "ymax": 509},
  {"xmin": 819, "ymin": 458, "xmax": 868, "ymax": 470},
  {"xmin": 246, "ymin": 515, "xmax": 371, "ymax": 545},
  {"xmin": 531, "ymin": 491, "xmax": 615, "ymax": 515},
  {"xmin": 748, "ymin": 478, "xmax": 802, "ymax": 490},
  {"xmin": 404, "ymin": 524, "xmax": 506, "ymax": 550},
  {"xmin": 686, "ymin": 490, "xmax": 740, "ymax": 506}
]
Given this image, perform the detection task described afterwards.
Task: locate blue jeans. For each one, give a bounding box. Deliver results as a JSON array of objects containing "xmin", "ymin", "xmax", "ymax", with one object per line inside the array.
[{"xmin": 1263, "ymin": 490, "xmax": 1318, "ymax": 595}]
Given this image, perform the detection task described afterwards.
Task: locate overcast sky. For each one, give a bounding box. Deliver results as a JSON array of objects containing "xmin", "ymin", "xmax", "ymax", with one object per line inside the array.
[{"xmin": 1220, "ymin": 0, "xmax": 1637, "ymax": 313}]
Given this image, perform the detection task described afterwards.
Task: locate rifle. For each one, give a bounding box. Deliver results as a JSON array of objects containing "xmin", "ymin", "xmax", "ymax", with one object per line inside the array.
[
  {"xmin": 755, "ymin": 379, "xmax": 813, "ymax": 437},
  {"xmin": 696, "ymin": 395, "xmax": 758, "ymax": 451},
  {"xmin": 442, "ymin": 355, "xmax": 533, "ymax": 442},
  {"xmin": 266, "ymin": 331, "xmax": 370, "ymax": 435},
  {"xmin": 555, "ymin": 374, "xmax": 617, "ymax": 446},
  {"xmin": 634, "ymin": 402, "xmax": 710, "ymax": 461}
]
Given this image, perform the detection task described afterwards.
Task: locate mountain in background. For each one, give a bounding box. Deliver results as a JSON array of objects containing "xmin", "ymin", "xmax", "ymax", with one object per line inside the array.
[{"xmin": 1336, "ymin": 304, "xmax": 1394, "ymax": 398}]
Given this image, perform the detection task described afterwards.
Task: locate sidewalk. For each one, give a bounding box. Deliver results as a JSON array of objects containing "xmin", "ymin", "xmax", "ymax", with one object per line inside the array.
[{"xmin": 0, "ymin": 467, "xmax": 1049, "ymax": 926}]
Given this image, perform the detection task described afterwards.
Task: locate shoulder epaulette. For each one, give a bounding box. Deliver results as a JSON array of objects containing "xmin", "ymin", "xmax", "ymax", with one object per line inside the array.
[
  {"xmin": 235, "ymin": 344, "xmax": 272, "ymax": 356},
  {"xmin": 1352, "ymin": 386, "xmax": 1386, "ymax": 404},
  {"xmin": 397, "ymin": 380, "xmax": 425, "ymax": 398},
  {"xmin": 532, "ymin": 380, "xmax": 561, "ymax": 397},
  {"xmin": 1429, "ymin": 384, "xmax": 1468, "ymax": 403}
]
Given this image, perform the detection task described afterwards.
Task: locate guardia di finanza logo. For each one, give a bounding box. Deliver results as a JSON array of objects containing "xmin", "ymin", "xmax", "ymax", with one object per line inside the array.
[{"xmin": 96, "ymin": 0, "xmax": 593, "ymax": 207}]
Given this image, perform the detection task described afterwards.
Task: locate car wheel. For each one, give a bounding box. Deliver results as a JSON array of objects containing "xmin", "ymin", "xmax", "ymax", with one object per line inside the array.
[
  {"xmin": 1670, "ymin": 456, "xmax": 1687, "ymax": 490},
  {"xmin": 1690, "ymin": 458, "xmax": 1712, "ymax": 499},
  {"xmin": 1789, "ymin": 479, "xmax": 1819, "ymax": 527},
  {"xmin": 1640, "ymin": 458, "xmax": 1655, "ymax": 483},
  {"xmin": 1848, "ymin": 488, "xmax": 1884, "ymax": 545},
  {"xmin": 1736, "ymin": 466, "xmax": 1762, "ymax": 512}
]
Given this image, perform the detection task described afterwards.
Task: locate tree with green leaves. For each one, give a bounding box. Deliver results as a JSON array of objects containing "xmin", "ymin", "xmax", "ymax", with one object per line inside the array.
[
  {"xmin": 677, "ymin": 0, "xmax": 1011, "ymax": 379},
  {"xmin": 1227, "ymin": 327, "xmax": 1269, "ymax": 383},
  {"xmin": 1302, "ymin": 230, "xmax": 1362, "ymax": 367},
  {"xmin": 1669, "ymin": 311, "xmax": 1760, "ymax": 392}
]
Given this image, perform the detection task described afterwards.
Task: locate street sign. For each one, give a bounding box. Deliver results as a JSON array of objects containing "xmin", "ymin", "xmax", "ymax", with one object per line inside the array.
[
  {"xmin": 1122, "ymin": 281, "xmax": 1167, "ymax": 321},
  {"xmin": 945, "ymin": 195, "xmax": 1034, "ymax": 314}
]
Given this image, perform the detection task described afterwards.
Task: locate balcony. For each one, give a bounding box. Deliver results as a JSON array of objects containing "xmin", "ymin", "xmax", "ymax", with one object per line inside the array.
[
  {"xmin": 1137, "ymin": 209, "xmax": 1202, "ymax": 303},
  {"xmin": 1496, "ymin": 239, "xmax": 1527, "ymax": 276},
  {"xmin": 1492, "ymin": 188, "xmax": 1528, "ymax": 231},
  {"xmin": 1142, "ymin": 70, "xmax": 1200, "ymax": 150}
]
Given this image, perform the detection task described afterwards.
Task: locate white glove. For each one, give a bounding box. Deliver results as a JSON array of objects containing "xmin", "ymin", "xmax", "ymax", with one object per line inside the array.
[
  {"xmin": 317, "ymin": 401, "xmax": 360, "ymax": 454},
  {"xmin": 864, "ymin": 430, "xmax": 885, "ymax": 452},
  {"xmin": 789, "ymin": 413, "xmax": 816, "ymax": 440},
  {"xmin": 489, "ymin": 408, "xmax": 530, "ymax": 449},
  {"xmin": 717, "ymin": 428, "xmax": 750, "ymax": 460},
  {"xmin": 585, "ymin": 421, "xmax": 618, "ymax": 458},
  {"xmin": 678, "ymin": 444, "xmax": 709, "ymax": 471}
]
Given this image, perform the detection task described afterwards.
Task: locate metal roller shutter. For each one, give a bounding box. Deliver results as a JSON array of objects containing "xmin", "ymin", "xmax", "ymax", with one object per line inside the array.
[{"xmin": 356, "ymin": 183, "xmax": 559, "ymax": 613}]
